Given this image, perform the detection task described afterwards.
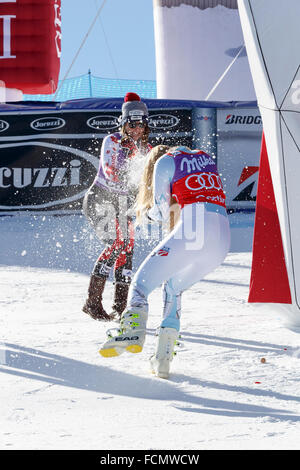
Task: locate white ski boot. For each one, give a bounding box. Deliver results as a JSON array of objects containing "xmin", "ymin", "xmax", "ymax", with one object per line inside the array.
[
  {"xmin": 99, "ymin": 308, "xmax": 147, "ymax": 357},
  {"xmin": 150, "ymin": 327, "xmax": 179, "ymax": 379}
]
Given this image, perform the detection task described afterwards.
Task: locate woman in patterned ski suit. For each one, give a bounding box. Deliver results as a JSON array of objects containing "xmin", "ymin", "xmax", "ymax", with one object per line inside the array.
[
  {"xmin": 100, "ymin": 144, "xmax": 231, "ymax": 378},
  {"xmin": 82, "ymin": 93, "xmax": 152, "ymax": 321}
]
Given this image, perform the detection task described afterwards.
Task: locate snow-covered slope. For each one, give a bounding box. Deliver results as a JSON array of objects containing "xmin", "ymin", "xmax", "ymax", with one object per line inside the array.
[{"xmin": 1, "ymin": 213, "xmax": 300, "ymax": 450}]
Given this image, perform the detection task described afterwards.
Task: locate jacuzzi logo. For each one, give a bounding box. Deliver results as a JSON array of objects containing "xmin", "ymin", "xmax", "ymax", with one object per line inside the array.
[
  {"xmin": 0, "ymin": 120, "xmax": 9, "ymax": 132},
  {"xmin": 0, "ymin": 142, "xmax": 99, "ymax": 210},
  {"xmin": 87, "ymin": 115, "xmax": 119, "ymax": 130},
  {"xmin": 0, "ymin": 159, "xmax": 83, "ymax": 190},
  {"xmin": 148, "ymin": 114, "xmax": 180, "ymax": 129},
  {"xmin": 30, "ymin": 117, "xmax": 66, "ymax": 131}
]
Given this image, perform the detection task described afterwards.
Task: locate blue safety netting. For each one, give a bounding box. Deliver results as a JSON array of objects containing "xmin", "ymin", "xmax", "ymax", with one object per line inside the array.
[{"xmin": 23, "ymin": 73, "xmax": 157, "ymax": 101}]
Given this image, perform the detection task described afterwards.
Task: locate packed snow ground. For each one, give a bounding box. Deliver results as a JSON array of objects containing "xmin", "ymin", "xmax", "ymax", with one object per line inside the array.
[{"xmin": 1, "ymin": 212, "xmax": 300, "ymax": 450}]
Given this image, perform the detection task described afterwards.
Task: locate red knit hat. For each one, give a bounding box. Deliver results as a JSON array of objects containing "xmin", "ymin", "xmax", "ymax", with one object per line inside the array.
[{"xmin": 124, "ymin": 92, "xmax": 141, "ymax": 102}]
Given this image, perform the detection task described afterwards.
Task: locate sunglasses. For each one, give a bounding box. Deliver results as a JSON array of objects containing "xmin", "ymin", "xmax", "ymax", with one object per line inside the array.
[{"xmin": 127, "ymin": 121, "xmax": 146, "ymax": 129}]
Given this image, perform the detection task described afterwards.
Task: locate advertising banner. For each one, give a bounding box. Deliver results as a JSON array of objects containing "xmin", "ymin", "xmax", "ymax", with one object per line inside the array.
[
  {"xmin": 0, "ymin": 0, "xmax": 61, "ymax": 94},
  {"xmin": 217, "ymin": 107, "xmax": 262, "ymax": 211},
  {"xmin": 0, "ymin": 98, "xmax": 261, "ymax": 215}
]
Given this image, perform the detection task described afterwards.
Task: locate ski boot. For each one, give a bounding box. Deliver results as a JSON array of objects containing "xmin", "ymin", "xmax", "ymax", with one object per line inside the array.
[
  {"xmin": 99, "ymin": 307, "xmax": 148, "ymax": 357},
  {"xmin": 150, "ymin": 327, "xmax": 179, "ymax": 379}
]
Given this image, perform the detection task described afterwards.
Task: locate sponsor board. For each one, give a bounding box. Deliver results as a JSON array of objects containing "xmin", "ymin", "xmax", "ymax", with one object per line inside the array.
[
  {"xmin": 148, "ymin": 113, "xmax": 180, "ymax": 129},
  {"xmin": 86, "ymin": 115, "xmax": 119, "ymax": 130},
  {"xmin": 0, "ymin": 120, "xmax": 9, "ymax": 132},
  {"xmin": 217, "ymin": 108, "xmax": 261, "ymax": 210},
  {"xmin": 30, "ymin": 117, "xmax": 66, "ymax": 131},
  {"xmin": 0, "ymin": 141, "xmax": 99, "ymax": 211},
  {"xmin": 0, "ymin": 108, "xmax": 192, "ymax": 213},
  {"xmin": 148, "ymin": 109, "xmax": 192, "ymax": 148},
  {"xmin": 233, "ymin": 166, "xmax": 259, "ymax": 202},
  {"xmin": 225, "ymin": 114, "xmax": 262, "ymax": 125},
  {"xmin": 0, "ymin": 104, "xmax": 261, "ymax": 213},
  {"xmin": 218, "ymin": 108, "xmax": 262, "ymax": 132}
]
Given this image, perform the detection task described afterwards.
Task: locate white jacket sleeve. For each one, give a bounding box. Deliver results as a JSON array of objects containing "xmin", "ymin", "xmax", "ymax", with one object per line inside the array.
[
  {"xmin": 147, "ymin": 154, "xmax": 175, "ymax": 223},
  {"xmin": 100, "ymin": 134, "xmax": 120, "ymax": 182}
]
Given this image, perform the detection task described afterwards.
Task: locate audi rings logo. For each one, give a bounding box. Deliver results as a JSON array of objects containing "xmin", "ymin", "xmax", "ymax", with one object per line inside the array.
[
  {"xmin": 185, "ymin": 173, "xmax": 223, "ymax": 191},
  {"xmin": 148, "ymin": 114, "xmax": 179, "ymax": 130},
  {"xmin": 87, "ymin": 115, "xmax": 119, "ymax": 130}
]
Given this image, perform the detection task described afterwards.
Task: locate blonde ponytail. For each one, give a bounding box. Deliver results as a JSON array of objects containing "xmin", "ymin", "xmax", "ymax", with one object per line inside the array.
[
  {"xmin": 135, "ymin": 145, "xmax": 169, "ymax": 225},
  {"xmin": 135, "ymin": 145, "xmax": 181, "ymax": 231}
]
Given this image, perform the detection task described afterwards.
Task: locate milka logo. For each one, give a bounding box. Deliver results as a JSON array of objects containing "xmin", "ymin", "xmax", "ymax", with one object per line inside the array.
[
  {"xmin": 0, "ymin": 159, "xmax": 81, "ymax": 189},
  {"xmin": 148, "ymin": 114, "xmax": 179, "ymax": 129},
  {"xmin": 87, "ymin": 115, "xmax": 119, "ymax": 130},
  {"xmin": 0, "ymin": 120, "xmax": 9, "ymax": 132},
  {"xmin": 30, "ymin": 117, "xmax": 65, "ymax": 131},
  {"xmin": 180, "ymin": 155, "xmax": 214, "ymax": 173}
]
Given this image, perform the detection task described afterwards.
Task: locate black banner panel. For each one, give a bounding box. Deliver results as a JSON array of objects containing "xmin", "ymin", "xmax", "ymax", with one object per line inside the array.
[{"xmin": 0, "ymin": 98, "xmax": 260, "ymax": 214}]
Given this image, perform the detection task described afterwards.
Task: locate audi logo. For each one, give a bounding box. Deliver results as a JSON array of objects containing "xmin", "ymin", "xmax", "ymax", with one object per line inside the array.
[{"xmin": 185, "ymin": 173, "xmax": 223, "ymax": 191}]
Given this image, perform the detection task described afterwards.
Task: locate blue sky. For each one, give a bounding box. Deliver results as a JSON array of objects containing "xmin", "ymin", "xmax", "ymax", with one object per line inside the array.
[{"xmin": 60, "ymin": 0, "xmax": 156, "ymax": 82}]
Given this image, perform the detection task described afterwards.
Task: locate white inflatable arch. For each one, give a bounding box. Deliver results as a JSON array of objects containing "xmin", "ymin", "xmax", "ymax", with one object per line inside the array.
[{"xmin": 153, "ymin": 0, "xmax": 256, "ymax": 100}]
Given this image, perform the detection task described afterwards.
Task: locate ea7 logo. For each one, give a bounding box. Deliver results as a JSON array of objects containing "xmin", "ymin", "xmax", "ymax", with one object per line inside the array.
[
  {"xmin": 233, "ymin": 166, "xmax": 259, "ymax": 201},
  {"xmin": 115, "ymin": 336, "xmax": 139, "ymax": 342}
]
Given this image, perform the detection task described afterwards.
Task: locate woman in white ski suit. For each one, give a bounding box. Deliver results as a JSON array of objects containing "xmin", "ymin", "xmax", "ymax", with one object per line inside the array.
[{"xmin": 100, "ymin": 145, "xmax": 231, "ymax": 378}]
